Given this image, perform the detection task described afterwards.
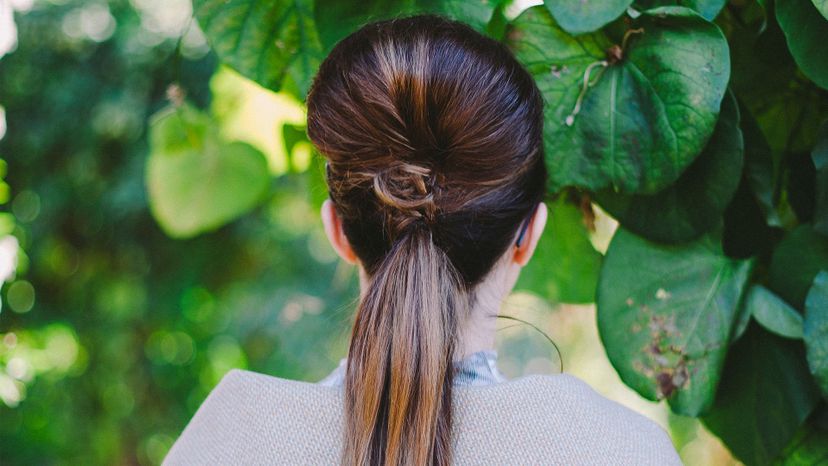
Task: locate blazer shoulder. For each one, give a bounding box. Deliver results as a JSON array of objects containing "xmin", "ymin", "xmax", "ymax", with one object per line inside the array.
[
  {"xmin": 163, "ymin": 369, "xmax": 343, "ymax": 465},
  {"xmin": 454, "ymin": 373, "xmax": 682, "ymax": 465},
  {"xmin": 534, "ymin": 373, "xmax": 681, "ymax": 465}
]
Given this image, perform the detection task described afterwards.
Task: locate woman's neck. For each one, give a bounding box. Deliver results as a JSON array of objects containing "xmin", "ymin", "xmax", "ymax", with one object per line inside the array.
[
  {"xmin": 455, "ymin": 272, "xmax": 511, "ymax": 361},
  {"xmin": 355, "ymin": 258, "xmax": 519, "ymax": 362}
]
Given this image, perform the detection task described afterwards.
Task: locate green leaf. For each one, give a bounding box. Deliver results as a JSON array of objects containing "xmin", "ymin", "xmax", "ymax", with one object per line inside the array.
[
  {"xmin": 543, "ymin": 0, "xmax": 633, "ymax": 34},
  {"xmin": 592, "ymin": 89, "xmax": 743, "ymax": 243},
  {"xmin": 732, "ymin": 287, "xmax": 755, "ymax": 343},
  {"xmin": 813, "ymin": 121, "xmax": 828, "ymax": 235},
  {"xmin": 193, "ymin": 0, "xmax": 325, "ymax": 98},
  {"xmin": 313, "ymin": 0, "xmax": 500, "ymax": 52},
  {"xmin": 515, "ymin": 193, "xmax": 602, "ymax": 304},
  {"xmin": 506, "ymin": 6, "xmax": 730, "ymax": 194},
  {"xmin": 769, "ymin": 225, "xmax": 828, "ymax": 309},
  {"xmin": 744, "ymin": 285, "xmax": 804, "ymax": 340},
  {"xmin": 804, "ymin": 270, "xmax": 828, "ymax": 398},
  {"xmin": 814, "ymin": 0, "xmax": 828, "ymax": 20},
  {"xmin": 596, "ymin": 226, "xmax": 755, "ymax": 415},
  {"xmin": 485, "ymin": 1, "xmax": 508, "ymax": 40},
  {"xmin": 776, "ymin": 0, "xmax": 828, "ymax": 90},
  {"xmin": 146, "ymin": 104, "xmax": 270, "ymax": 238},
  {"xmin": 702, "ymin": 324, "xmax": 821, "ymax": 466},
  {"xmin": 633, "ymin": 0, "xmax": 726, "ymax": 20}
]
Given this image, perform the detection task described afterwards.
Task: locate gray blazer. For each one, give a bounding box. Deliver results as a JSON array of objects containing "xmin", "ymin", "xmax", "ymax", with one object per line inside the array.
[{"xmin": 164, "ymin": 369, "xmax": 682, "ymax": 465}]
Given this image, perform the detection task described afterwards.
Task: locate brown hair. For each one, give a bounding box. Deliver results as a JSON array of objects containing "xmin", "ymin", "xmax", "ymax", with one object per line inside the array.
[{"xmin": 306, "ymin": 14, "xmax": 546, "ymax": 466}]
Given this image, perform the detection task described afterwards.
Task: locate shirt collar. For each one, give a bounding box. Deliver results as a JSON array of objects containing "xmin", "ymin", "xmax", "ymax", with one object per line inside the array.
[{"xmin": 317, "ymin": 349, "xmax": 508, "ymax": 387}]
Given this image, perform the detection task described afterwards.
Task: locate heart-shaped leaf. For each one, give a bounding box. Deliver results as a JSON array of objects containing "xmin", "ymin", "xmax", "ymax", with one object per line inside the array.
[
  {"xmin": 702, "ymin": 324, "xmax": 821, "ymax": 466},
  {"xmin": 592, "ymin": 89, "xmax": 743, "ymax": 243},
  {"xmin": 516, "ymin": 193, "xmax": 602, "ymax": 304},
  {"xmin": 744, "ymin": 285, "xmax": 804, "ymax": 340},
  {"xmin": 597, "ymin": 226, "xmax": 754, "ymax": 415},
  {"xmin": 633, "ymin": 0, "xmax": 726, "ymax": 20},
  {"xmin": 543, "ymin": 0, "xmax": 633, "ymax": 34},
  {"xmin": 804, "ymin": 270, "xmax": 828, "ymax": 398},
  {"xmin": 777, "ymin": 0, "xmax": 828, "ymax": 90},
  {"xmin": 193, "ymin": 0, "xmax": 325, "ymax": 98},
  {"xmin": 506, "ymin": 6, "xmax": 730, "ymax": 194},
  {"xmin": 146, "ymin": 103, "xmax": 270, "ymax": 238}
]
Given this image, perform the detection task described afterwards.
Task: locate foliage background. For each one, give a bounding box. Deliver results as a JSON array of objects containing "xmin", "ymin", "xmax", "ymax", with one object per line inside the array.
[{"xmin": 0, "ymin": 0, "xmax": 826, "ymax": 465}]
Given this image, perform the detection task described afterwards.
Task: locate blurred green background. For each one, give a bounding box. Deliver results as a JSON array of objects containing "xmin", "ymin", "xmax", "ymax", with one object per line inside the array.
[{"xmin": 0, "ymin": 1, "xmax": 742, "ymax": 464}]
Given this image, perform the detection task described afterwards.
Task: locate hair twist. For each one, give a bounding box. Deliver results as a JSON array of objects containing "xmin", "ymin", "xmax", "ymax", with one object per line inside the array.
[{"xmin": 372, "ymin": 162, "xmax": 437, "ymax": 233}]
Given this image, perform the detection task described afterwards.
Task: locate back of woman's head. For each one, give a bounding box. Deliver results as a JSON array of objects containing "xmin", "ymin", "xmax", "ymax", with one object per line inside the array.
[{"xmin": 306, "ymin": 14, "xmax": 546, "ymax": 466}]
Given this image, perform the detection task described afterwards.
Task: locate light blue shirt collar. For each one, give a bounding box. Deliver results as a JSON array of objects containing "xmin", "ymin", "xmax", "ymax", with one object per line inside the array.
[{"xmin": 317, "ymin": 349, "xmax": 508, "ymax": 387}]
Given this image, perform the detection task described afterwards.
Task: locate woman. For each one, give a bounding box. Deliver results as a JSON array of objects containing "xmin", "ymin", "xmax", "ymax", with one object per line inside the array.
[{"xmin": 164, "ymin": 14, "xmax": 681, "ymax": 466}]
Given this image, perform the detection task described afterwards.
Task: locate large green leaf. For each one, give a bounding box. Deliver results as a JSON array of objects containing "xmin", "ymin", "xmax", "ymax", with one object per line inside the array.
[
  {"xmin": 744, "ymin": 285, "xmax": 804, "ymax": 340},
  {"xmin": 769, "ymin": 225, "xmax": 828, "ymax": 309},
  {"xmin": 193, "ymin": 0, "xmax": 325, "ymax": 97},
  {"xmin": 313, "ymin": 0, "xmax": 500, "ymax": 52},
  {"xmin": 633, "ymin": 0, "xmax": 726, "ymax": 20},
  {"xmin": 592, "ymin": 89, "xmax": 743, "ymax": 243},
  {"xmin": 146, "ymin": 103, "xmax": 270, "ymax": 238},
  {"xmin": 515, "ymin": 193, "xmax": 602, "ymax": 304},
  {"xmin": 814, "ymin": 121, "xmax": 828, "ymax": 235},
  {"xmin": 776, "ymin": 0, "xmax": 828, "ymax": 90},
  {"xmin": 804, "ymin": 270, "xmax": 828, "ymax": 398},
  {"xmin": 702, "ymin": 324, "xmax": 821, "ymax": 466},
  {"xmin": 506, "ymin": 6, "xmax": 730, "ymax": 194},
  {"xmin": 543, "ymin": 0, "xmax": 632, "ymax": 34},
  {"xmin": 597, "ymin": 226, "xmax": 755, "ymax": 415}
]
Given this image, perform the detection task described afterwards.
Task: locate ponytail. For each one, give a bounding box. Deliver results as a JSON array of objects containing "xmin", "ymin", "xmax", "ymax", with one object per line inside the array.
[{"xmin": 343, "ymin": 222, "xmax": 467, "ymax": 466}]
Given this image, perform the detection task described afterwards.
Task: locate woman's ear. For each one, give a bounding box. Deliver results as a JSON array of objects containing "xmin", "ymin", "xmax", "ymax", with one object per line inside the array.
[
  {"xmin": 321, "ymin": 199, "xmax": 359, "ymax": 265},
  {"xmin": 513, "ymin": 201, "xmax": 548, "ymax": 267}
]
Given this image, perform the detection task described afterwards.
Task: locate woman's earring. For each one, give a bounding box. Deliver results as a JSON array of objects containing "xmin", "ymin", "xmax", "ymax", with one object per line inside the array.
[{"xmin": 515, "ymin": 216, "xmax": 531, "ymax": 248}]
